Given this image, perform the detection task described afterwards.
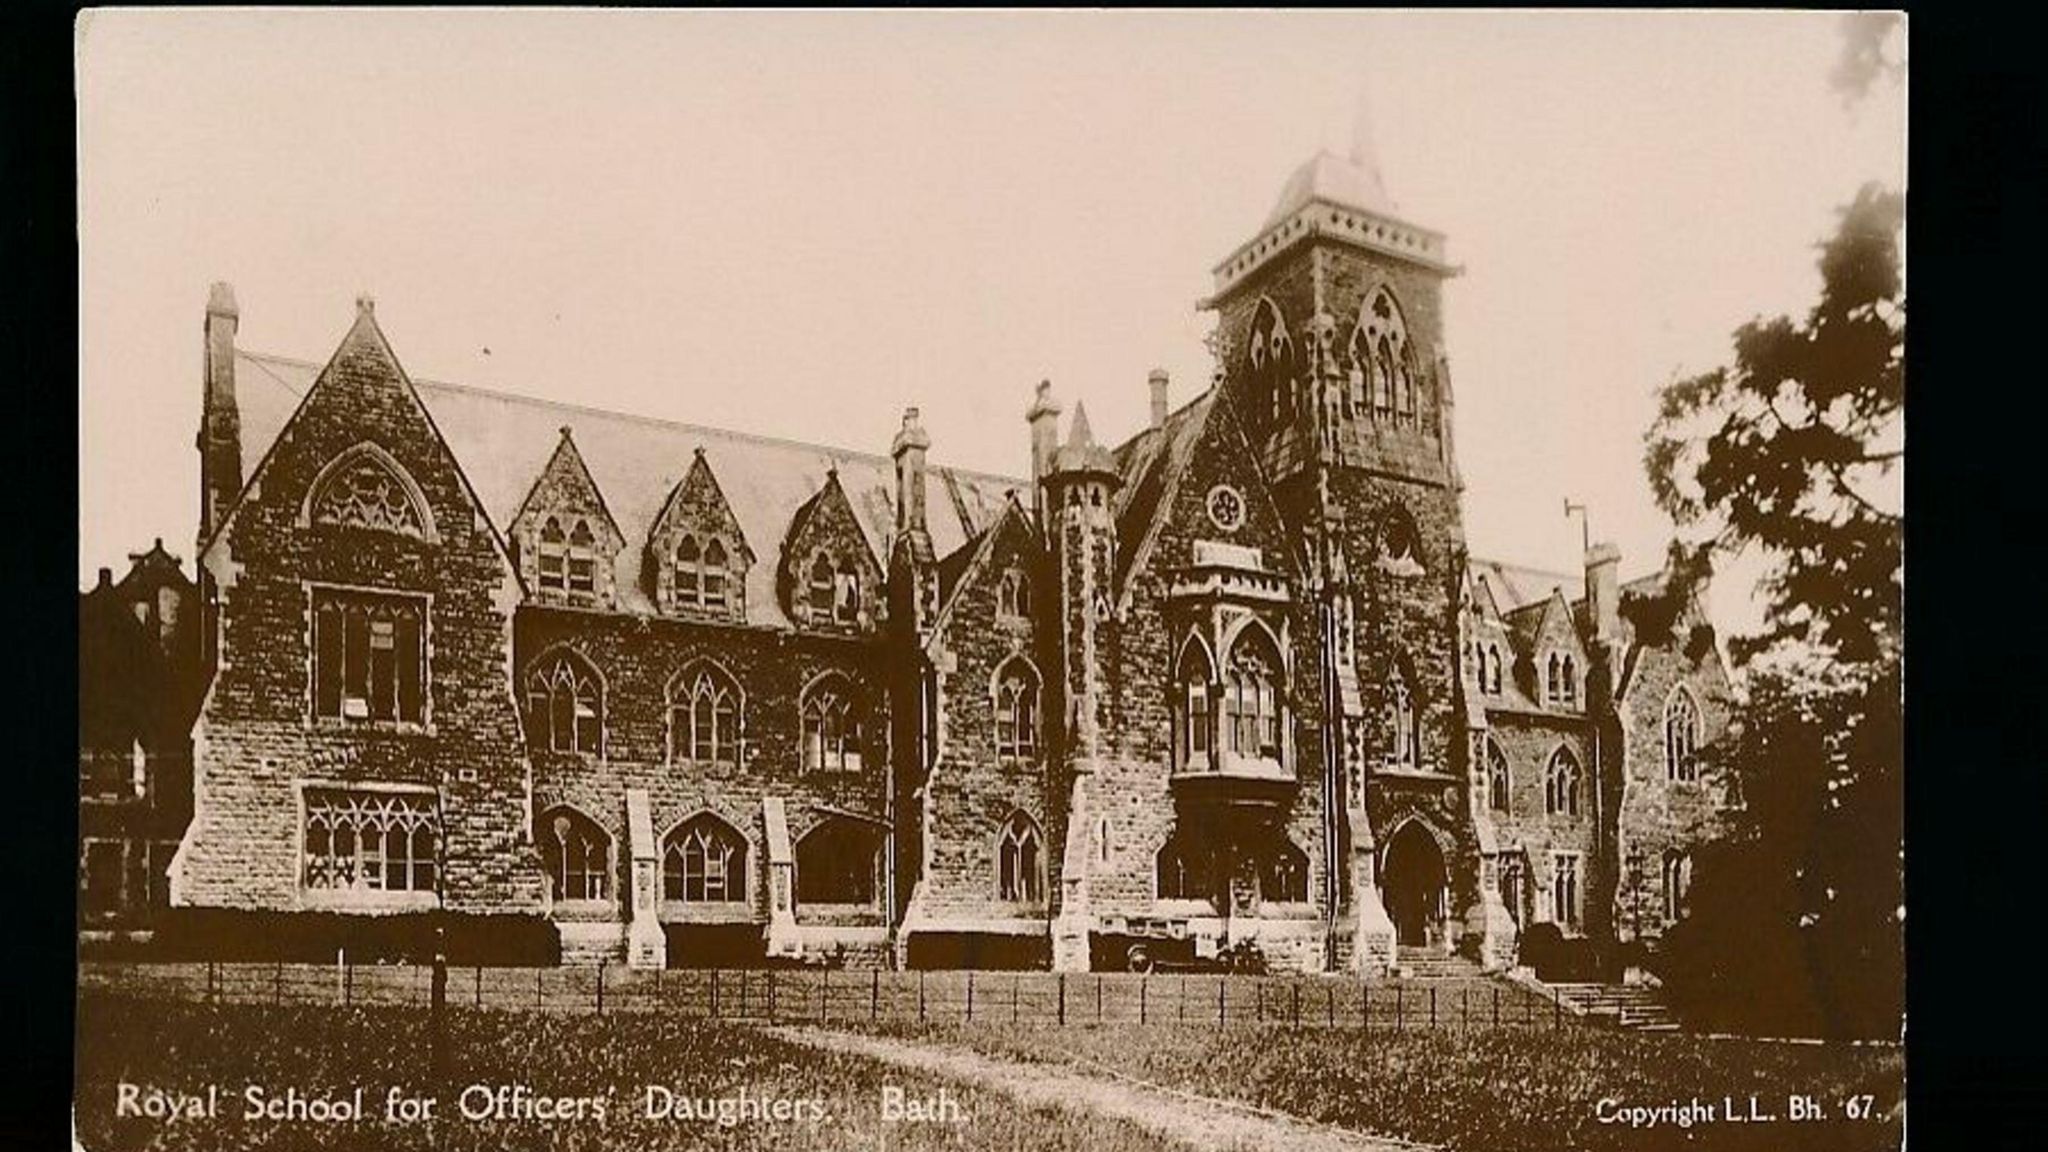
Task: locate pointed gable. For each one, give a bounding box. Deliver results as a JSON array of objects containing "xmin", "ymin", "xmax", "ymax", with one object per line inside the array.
[
  {"xmin": 509, "ymin": 427, "xmax": 627, "ymax": 609},
  {"xmin": 926, "ymin": 496, "xmax": 1042, "ymax": 651},
  {"xmin": 1511, "ymin": 589, "xmax": 1588, "ymax": 712},
  {"xmin": 779, "ymin": 470, "xmax": 885, "ymax": 632},
  {"xmin": 647, "ymin": 448, "xmax": 754, "ymax": 621}
]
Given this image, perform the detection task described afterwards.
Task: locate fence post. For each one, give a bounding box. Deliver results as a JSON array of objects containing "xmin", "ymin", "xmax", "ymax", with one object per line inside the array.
[
  {"xmin": 596, "ymin": 963, "xmax": 605, "ymax": 1017},
  {"xmin": 1291, "ymin": 982, "xmax": 1300, "ymax": 1027},
  {"xmin": 1492, "ymin": 985, "xmax": 1499, "ymax": 1028},
  {"xmin": 821, "ymin": 968, "xmax": 830, "ymax": 1024},
  {"xmin": 1396, "ymin": 985, "xmax": 1404, "ymax": 1030},
  {"xmin": 1255, "ymin": 980, "xmax": 1263, "ymax": 1023},
  {"xmin": 345, "ymin": 958, "xmax": 353, "ymax": 1007},
  {"xmin": 711, "ymin": 970, "xmax": 721, "ymax": 1018},
  {"xmin": 1058, "ymin": 974, "xmax": 1066, "ymax": 1025},
  {"xmin": 1554, "ymin": 986, "xmax": 1562, "ymax": 1029},
  {"xmin": 1430, "ymin": 986, "xmax": 1436, "ymax": 1029},
  {"xmin": 1462, "ymin": 986, "xmax": 1468, "ymax": 1031},
  {"xmin": 1095, "ymin": 976, "xmax": 1102, "ymax": 1023},
  {"xmin": 1327, "ymin": 984, "xmax": 1334, "ymax": 1028},
  {"xmin": 1361, "ymin": 982, "xmax": 1368, "ymax": 1032},
  {"xmin": 474, "ymin": 965, "xmax": 481, "ymax": 1009},
  {"xmin": 767, "ymin": 970, "xmax": 776, "ymax": 1020},
  {"xmin": 966, "ymin": 972, "xmax": 974, "ymax": 1022},
  {"xmin": 1012, "ymin": 974, "xmax": 1019, "ymax": 1024},
  {"xmin": 1217, "ymin": 977, "xmax": 1225, "ymax": 1026},
  {"xmin": 206, "ymin": 960, "xmax": 217, "ymax": 1005},
  {"xmin": 273, "ymin": 962, "xmax": 283, "ymax": 1005},
  {"xmin": 1139, "ymin": 977, "xmax": 1147, "ymax": 1025},
  {"xmin": 918, "ymin": 970, "xmax": 926, "ymax": 1023},
  {"xmin": 871, "ymin": 970, "xmax": 879, "ymax": 1021},
  {"xmin": 740, "ymin": 970, "xmax": 748, "ymax": 1017},
  {"xmin": 536, "ymin": 966, "xmax": 543, "ymax": 1010}
]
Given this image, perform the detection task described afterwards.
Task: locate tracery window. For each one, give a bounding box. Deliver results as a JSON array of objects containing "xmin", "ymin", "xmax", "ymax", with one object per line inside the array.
[
  {"xmin": 1260, "ymin": 838, "xmax": 1310, "ymax": 903},
  {"xmin": 1224, "ymin": 628, "xmax": 1284, "ymax": 760},
  {"xmin": 801, "ymin": 674, "xmax": 864, "ymax": 773},
  {"xmin": 312, "ymin": 589, "xmax": 425, "ymax": 725},
  {"xmin": 794, "ymin": 818, "xmax": 883, "ymax": 907},
  {"xmin": 1245, "ymin": 298, "xmax": 1297, "ymax": 429},
  {"xmin": 1384, "ymin": 666, "xmax": 1418, "ymax": 770},
  {"xmin": 994, "ymin": 657, "xmax": 1041, "ymax": 762},
  {"xmin": 997, "ymin": 569, "xmax": 1031, "ymax": 618},
  {"xmin": 663, "ymin": 814, "xmax": 748, "ymax": 904},
  {"xmin": 1552, "ymin": 852, "xmax": 1582, "ymax": 929},
  {"xmin": 302, "ymin": 787, "xmax": 439, "ymax": 894},
  {"xmin": 1485, "ymin": 736, "xmax": 1511, "ymax": 811},
  {"xmin": 540, "ymin": 806, "xmax": 610, "ymax": 903},
  {"xmin": 996, "ymin": 812, "xmax": 1045, "ymax": 904},
  {"xmin": 1661, "ymin": 851, "xmax": 1693, "ymax": 923},
  {"xmin": 670, "ymin": 663, "xmax": 742, "ymax": 766},
  {"xmin": 1156, "ymin": 833, "xmax": 1213, "ymax": 904},
  {"xmin": 310, "ymin": 449, "xmax": 427, "ymax": 537},
  {"xmin": 525, "ymin": 650, "xmax": 602, "ymax": 754},
  {"xmin": 1348, "ymin": 287, "xmax": 1416, "ymax": 427},
  {"xmin": 834, "ymin": 560, "xmax": 861, "ymax": 624},
  {"xmin": 1177, "ymin": 641, "xmax": 1215, "ymax": 769},
  {"xmin": 1664, "ymin": 688, "xmax": 1701, "ymax": 782},
  {"xmin": 1545, "ymin": 747, "xmax": 1582, "ymax": 818}
]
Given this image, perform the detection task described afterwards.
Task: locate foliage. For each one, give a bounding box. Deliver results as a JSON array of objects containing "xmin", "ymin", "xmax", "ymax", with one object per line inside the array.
[
  {"xmin": 1645, "ymin": 183, "xmax": 1902, "ymax": 666},
  {"xmin": 1660, "ymin": 656, "xmax": 1904, "ymax": 1039},
  {"xmin": 73, "ymin": 994, "xmax": 1180, "ymax": 1152},
  {"xmin": 878, "ymin": 1019, "xmax": 1904, "ymax": 1152}
]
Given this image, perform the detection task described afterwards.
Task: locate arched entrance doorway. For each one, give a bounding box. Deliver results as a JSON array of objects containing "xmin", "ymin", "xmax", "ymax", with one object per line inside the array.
[{"xmin": 1381, "ymin": 820, "xmax": 1449, "ymax": 949}]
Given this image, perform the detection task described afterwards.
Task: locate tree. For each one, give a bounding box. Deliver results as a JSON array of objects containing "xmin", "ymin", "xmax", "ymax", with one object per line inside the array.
[
  {"xmin": 1644, "ymin": 185, "xmax": 1903, "ymax": 1039},
  {"xmin": 1646, "ymin": 183, "xmax": 1902, "ymax": 665}
]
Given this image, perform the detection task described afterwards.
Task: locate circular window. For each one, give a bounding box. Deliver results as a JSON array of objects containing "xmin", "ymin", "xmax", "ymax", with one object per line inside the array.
[{"xmin": 1206, "ymin": 485, "xmax": 1246, "ymax": 532}]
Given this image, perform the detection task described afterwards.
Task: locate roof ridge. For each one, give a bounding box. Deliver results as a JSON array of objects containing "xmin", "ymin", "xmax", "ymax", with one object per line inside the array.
[{"xmin": 238, "ymin": 347, "xmax": 1032, "ymax": 489}]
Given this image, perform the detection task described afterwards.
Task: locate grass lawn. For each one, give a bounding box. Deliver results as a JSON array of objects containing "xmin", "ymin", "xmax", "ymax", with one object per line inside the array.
[
  {"xmin": 853, "ymin": 1020, "xmax": 1906, "ymax": 1152},
  {"xmin": 73, "ymin": 993, "xmax": 1185, "ymax": 1151}
]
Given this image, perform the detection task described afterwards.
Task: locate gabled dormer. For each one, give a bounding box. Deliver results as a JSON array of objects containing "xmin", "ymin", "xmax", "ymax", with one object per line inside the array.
[
  {"xmin": 779, "ymin": 469, "xmax": 883, "ymax": 634},
  {"xmin": 1463, "ymin": 567, "xmax": 1509, "ymax": 698},
  {"xmin": 508, "ymin": 427, "xmax": 625, "ymax": 610},
  {"xmin": 647, "ymin": 449, "xmax": 754, "ymax": 623},
  {"xmin": 1514, "ymin": 589, "xmax": 1587, "ymax": 713}
]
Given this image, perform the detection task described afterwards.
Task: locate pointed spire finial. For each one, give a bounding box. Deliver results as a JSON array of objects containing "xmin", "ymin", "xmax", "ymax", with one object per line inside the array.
[{"xmin": 1066, "ymin": 400, "xmax": 1096, "ymax": 449}]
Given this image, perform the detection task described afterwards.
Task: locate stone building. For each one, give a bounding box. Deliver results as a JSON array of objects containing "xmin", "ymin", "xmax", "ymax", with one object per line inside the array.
[
  {"xmin": 79, "ymin": 541, "xmax": 201, "ymax": 940},
  {"xmin": 165, "ymin": 147, "xmax": 1736, "ymax": 971}
]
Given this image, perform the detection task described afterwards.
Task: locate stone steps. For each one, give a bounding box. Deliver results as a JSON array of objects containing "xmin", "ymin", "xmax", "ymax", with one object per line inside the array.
[{"xmin": 1544, "ymin": 981, "xmax": 1682, "ymax": 1031}]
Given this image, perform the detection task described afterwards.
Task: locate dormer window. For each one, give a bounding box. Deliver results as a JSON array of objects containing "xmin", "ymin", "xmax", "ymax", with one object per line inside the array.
[
  {"xmin": 566, "ymin": 520, "xmax": 596, "ymax": 595},
  {"xmin": 1544, "ymin": 653, "xmax": 1580, "ymax": 709},
  {"xmin": 675, "ymin": 536, "xmax": 701, "ymax": 601},
  {"xmin": 834, "ymin": 561, "xmax": 861, "ymax": 624},
  {"xmin": 997, "ymin": 569, "xmax": 1031, "ymax": 619},
  {"xmin": 702, "ymin": 539, "xmax": 730, "ymax": 608},
  {"xmin": 807, "ymin": 554, "xmax": 834, "ymax": 619},
  {"xmin": 537, "ymin": 517, "xmax": 567, "ymax": 593}
]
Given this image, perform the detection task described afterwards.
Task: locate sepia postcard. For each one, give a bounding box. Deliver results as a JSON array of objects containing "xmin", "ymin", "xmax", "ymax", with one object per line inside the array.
[{"xmin": 74, "ymin": 9, "xmax": 1907, "ymax": 1151}]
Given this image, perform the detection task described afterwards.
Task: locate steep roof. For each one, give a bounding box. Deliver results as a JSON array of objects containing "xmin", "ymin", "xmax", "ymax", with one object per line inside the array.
[
  {"xmin": 229, "ymin": 350, "xmax": 1026, "ymax": 629},
  {"xmin": 1109, "ymin": 389, "xmax": 1215, "ymax": 594},
  {"xmin": 1263, "ymin": 148, "xmax": 1401, "ymax": 231}
]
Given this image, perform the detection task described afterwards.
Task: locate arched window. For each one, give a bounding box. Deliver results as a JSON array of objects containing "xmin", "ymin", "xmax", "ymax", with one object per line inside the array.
[
  {"xmin": 675, "ymin": 535, "xmax": 701, "ymax": 603},
  {"xmin": 540, "ymin": 806, "xmax": 609, "ymax": 902},
  {"xmin": 1350, "ymin": 288, "xmax": 1415, "ymax": 426},
  {"xmin": 1156, "ymin": 833, "xmax": 1213, "ymax": 904},
  {"xmin": 670, "ymin": 663, "xmax": 741, "ymax": 766},
  {"xmin": 537, "ymin": 517, "xmax": 568, "ymax": 593},
  {"xmin": 525, "ymin": 650, "xmax": 602, "ymax": 754},
  {"xmin": 834, "ymin": 560, "xmax": 861, "ymax": 623},
  {"xmin": 566, "ymin": 519, "xmax": 597, "ymax": 595},
  {"xmin": 663, "ymin": 814, "xmax": 748, "ymax": 904},
  {"xmin": 807, "ymin": 554, "xmax": 835, "ymax": 617},
  {"xmin": 1246, "ymin": 298, "xmax": 1296, "ymax": 429},
  {"xmin": 1384, "ymin": 666, "xmax": 1418, "ymax": 770},
  {"xmin": 995, "ymin": 812, "xmax": 1045, "ymax": 904},
  {"xmin": 1260, "ymin": 837, "xmax": 1310, "ymax": 903},
  {"xmin": 994, "ymin": 658, "xmax": 1040, "ymax": 762},
  {"xmin": 309, "ymin": 445, "xmax": 429, "ymax": 538},
  {"xmin": 1661, "ymin": 850, "xmax": 1693, "ymax": 923},
  {"xmin": 801, "ymin": 674, "xmax": 864, "ymax": 773},
  {"xmin": 702, "ymin": 538, "xmax": 729, "ymax": 608},
  {"xmin": 1176, "ymin": 639, "xmax": 1214, "ymax": 770},
  {"xmin": 997, "ymin": 569, "xmax": 1031, "ymax": 618},
  {"xmin": 1664, "ymin": 688, "xmax": 1700, "ymax": 782},
  {"xmin": 1224, "ymin": 627, "xmax": 1284, "ymax": 760},
  {"xmin": 1498, "ymin": 854, "xmax": 1526, "ymax": 926},
  {"xmin": 1485, "ymin": 736, "xmax": 1511, "ymax": 811},
  {"xmin": 1561, "ymin": 655, "xmax": 1578, "ymax": 708},
  {"xmin": 1545, "ymin": 747, "xmax": 1581, "ymax": 817},
  {"xmin": 1486, "ymin": 644, "xmax": 1503, "ymax": 695},
  {"xmin": 794, "ymin": 818, "xmax": 882, "ymax": 907}
]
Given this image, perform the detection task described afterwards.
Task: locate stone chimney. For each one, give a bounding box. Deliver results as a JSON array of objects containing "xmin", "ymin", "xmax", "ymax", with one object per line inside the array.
[
  {"xmin": 1149, "ymin": 368, "xmax": 1170, "ymax": 429},
  {"xmin": 1586, "ymin": 541, "xmax": 1622, "ymax": 644},
  {"xmin": 197, "ymin": 282, "xmax": 242, "ymax": 544},
  {"xmin": 1026, "ymin": 380, "xmax": 1062, "ymax": 524},
  {"xmin": 891, "ymin": 407, "xmax": 931, "ymax": 535}
]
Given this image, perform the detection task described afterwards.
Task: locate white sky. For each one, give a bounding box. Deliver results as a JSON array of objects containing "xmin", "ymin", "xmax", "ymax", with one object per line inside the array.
[{"xmin": 77, "ymin": 10, "xmax": 1903, "ymax": 641}]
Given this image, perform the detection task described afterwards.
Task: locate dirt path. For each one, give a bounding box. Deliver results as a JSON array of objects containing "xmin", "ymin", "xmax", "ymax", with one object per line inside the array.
[{"xmin": 763, "ymin": 1025, "xmax": 1439, "ymax": 1152}]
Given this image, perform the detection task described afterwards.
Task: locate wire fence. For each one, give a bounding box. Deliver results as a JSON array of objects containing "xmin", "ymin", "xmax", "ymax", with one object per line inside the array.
[{"xmin": 77, "ymin": 961, "xmax": 1583, "ymax": 1031}]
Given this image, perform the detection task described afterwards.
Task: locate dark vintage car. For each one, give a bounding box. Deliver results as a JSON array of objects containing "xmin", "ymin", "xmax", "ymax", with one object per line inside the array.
[{"xmin": 1090, "ymin": 917, "xmax": 1269, "ymax": 974}]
